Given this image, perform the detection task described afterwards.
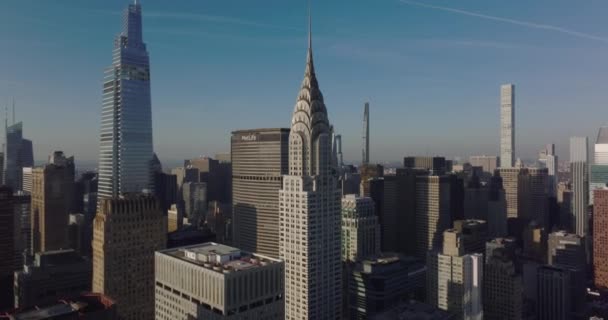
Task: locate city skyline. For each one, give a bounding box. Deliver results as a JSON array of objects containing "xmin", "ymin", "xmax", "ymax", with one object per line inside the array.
[{"xmin": 1, "ymin": 0, "xmax": 607, "ymax": 166}]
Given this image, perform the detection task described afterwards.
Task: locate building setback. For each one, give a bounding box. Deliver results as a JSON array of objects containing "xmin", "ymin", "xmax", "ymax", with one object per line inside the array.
[
  {"xmin": 155, "ymin": 242, "xmax": 284, "ymax": 319},
  {"xmin": 231, "ymin": 128, "xmax": 289, "ymax": 258},
  {"xmin": 92, "ymin": 195, "xmax": 166, "ymax": 320}
]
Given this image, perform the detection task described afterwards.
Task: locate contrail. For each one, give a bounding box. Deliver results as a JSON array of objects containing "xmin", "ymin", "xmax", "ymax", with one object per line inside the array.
[{"xmin": 400, "ymin": 0, "xmax": 608, "ymax": 43}]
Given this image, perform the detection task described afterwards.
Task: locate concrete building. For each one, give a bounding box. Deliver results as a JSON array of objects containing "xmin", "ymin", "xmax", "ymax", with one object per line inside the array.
[
  {"xmin": 341, "ymin": 194, "xmax": 380, "ymax": 262},
  {"xmin": 14, "ymin": 249, "xmax": 91, "ymax": 309},
  {"xmin": 469, "ymin": 155, "xmax": 498, "ymax": 173},
  {"xmin": 594, "ymin": 189, "xmax": 608, "ymax": 289},
  {"xmin": 97, "ymin": 1, "xmax": 154, "ymax": 200},
  {"xmin": 347, "ymin": 255, "xmax": 426, "ymax": 319},
  {"xmin": 483, "ymin": 241, "xmax": 522, "ymax": 320},
  {"xmin": 0, "ymin": 186, "xmax": 14, "ymax": 309},
  {"xmin": 278, "ymin": 25, "xmax": 342, "ymax": 319},
  {"xmin": 6, "ymin": 293, "xmax": 117, "ymax": 319},
  {"xmin": 570, "ymin": 136, "xmax": 589, "ymax": 237},
  {"xmin": 92, "ymin": 195, "xmax": 166, "ymax": 320},
  {"xmin": 31, "ymin": 151, "xmax": 75, "ymax": 253},
  {"xmin": 415, "ymin": 175, "xmax": 451, "ymax": 259},
  {"xmin": 500, "ymin": 84, "xmax": 515, "ymax": 168},
  {"xmin": 155, "ymin": 242, "xmax": 284, "ymax": 319},
  {"xmin": 427, "ymin": 229, "xmax": 483, "ymax": 320},
  {"xmin": 362, "ymin": 102, "xmax": 370, "ymax": 165},
  {"xmin": 231, "ymin": 128, "xmax": 289, "ymax": 258}
]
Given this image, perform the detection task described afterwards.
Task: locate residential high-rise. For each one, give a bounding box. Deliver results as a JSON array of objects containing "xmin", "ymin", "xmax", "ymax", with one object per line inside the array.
[
  {"xmin": 341, "ymin": 194, "xmax": 380, "ymax": 262},
  {"xmin": 362, "ymin": 102, "xmax": 370, "ymax": 165},
  {"xmin": 427, "ymin": 229, "xmax": 483, "ymax": 320},
  {"xmin": 31, "ymin": 151, "xmax": 75, "ymax": 253},
  {"xmin": 500, "ymin": 84, "xmax": 515, "ymax": 168},
  {"xmin": 570, "ymin": 136, "xmax": 589, "ymax": 236},
  {"xmin": 14, "ymin": 249, "xmax": 91, "ymax": 309},
  {"xmin": 92, "ymin": 195, "xmax": 166, "ymax": 319},
  {"xmin": 97, "ymin": 1, "xmax": 154, "ymax": 200},
  {"xmin": 231, "ymin": 128, "xmax": 289, "ymax": 258},
  {"xmin": 414, "ymin": 175, "xmax": 451, "ymax": 259},
  {"xmin": 155, "ymin": 243, "xmax": 284, "ymax": 319},
  {"xmin": 594, "ymin": 189, "xmax": 608, "ymax": 289},
  {"xmin": 278, "ymin": 19, "xmax": 342, "ymax": 319},
  {"xmin": 483, "ymin": 241, "xmax": 522, "ymax": 320},
  {"xmin": 469, "ymin": 156, "xmax": 498, "ymax": 174},
  {"xmin": 347, "ymin": 255, "xmax": 426, "ymax": 319},
  {"xmin": 0, "ymin": 186, "xmax": 14, "ymax": 309},
  {"xmin": 3, "ymin": 121, "xmax": 33, "ymax": 190}
]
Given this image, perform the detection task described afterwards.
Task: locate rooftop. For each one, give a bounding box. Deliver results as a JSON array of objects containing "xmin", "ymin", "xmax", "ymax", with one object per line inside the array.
[{"xmin": 159, "ymin": 242, "xmax": 280, "ymax": 273}]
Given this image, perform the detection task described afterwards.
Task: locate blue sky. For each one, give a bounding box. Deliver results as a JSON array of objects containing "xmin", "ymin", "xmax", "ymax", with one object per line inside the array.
[{"xmin": 0, "ymin": 0, "xmax": 607, "ymax": 168}]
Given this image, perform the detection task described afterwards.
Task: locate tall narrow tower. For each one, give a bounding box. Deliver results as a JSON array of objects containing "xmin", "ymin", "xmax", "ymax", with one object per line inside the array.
[
  {"xmin": 279, "ymin": 11, "xmax": 342, "ymax": 319},
  {"xmin": 500, "ymin": 84, "xmax": 515, "ymax": 168},
  {"xmin": 570, "ymin": 136, "xmax": 588, "ymax": 236},
  {"xmin": 97, "ymin": 1, "xmax": 154, "ymax": 201},
  {"xmin": 362, "ymin": 102, "xmax": 370, "ymax": 165}
]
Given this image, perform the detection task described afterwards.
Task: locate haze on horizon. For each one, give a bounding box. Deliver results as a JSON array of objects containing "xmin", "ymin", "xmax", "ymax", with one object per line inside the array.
[{"xmin": 0, "ymin": 0, "xmax": 607, "ymax": 168}]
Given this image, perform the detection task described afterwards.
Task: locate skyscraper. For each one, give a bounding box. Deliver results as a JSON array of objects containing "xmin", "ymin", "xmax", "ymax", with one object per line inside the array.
[
  {"xmin": 0, "ymin": 186, "xmax": 14, "ymax": 309},
  {"xmin": 231, "ymin": 128, "xmax": 289, "ymax": 258},
  {"xmin": 334, "ymin": 134, "xmax": 343, "ymax": 168},
  {"xmin": 590, "ymin": 127, "xmax": 608, "ymax": 204},
  {"xmin": 414, "ymin": 175, "xmax": 451, "ymax": 259},
  {"xmin": 341, "ymin": 194, "xmax": 380, "ymax": 262},
  {"xmin": 92, "ymin": 195, "xmax": 166, "ymax": 320},
  {"xmin": 483, "ymin": 241, "xmax": 522, "ymax": 320},
  {"xmin": 570, "ymin": 136, "xmax": 588, "ymax": 236},
  {"xmin": 3, "ymin": 121, "xmax": 33, "ymax": 190},
  {"xmin": 97, "ymin": 1, "xmax": 154, "ymax": 200},
  {"xmin": 594, "ymin": 189, "xmax": 608, "ymax": 289},
  {"xmin": 500, "ymin": 84, "xmax": 515, "ymax": 168},
  {"xmin": 278, "ymin": 17, "xmax": 342, "ymax": 318},
  {"xmin": 362, "ymin": 102, "xmax": 370, "ymax": 165},
  {"xmin": 31, "ymin": 151, "xmax": 75, "ymax": 253}
]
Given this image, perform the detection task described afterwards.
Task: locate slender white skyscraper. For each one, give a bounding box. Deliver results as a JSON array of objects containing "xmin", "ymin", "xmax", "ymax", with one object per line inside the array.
[
  {"xmin": 500, "ymin": 84, "xmax": 515, "ymax": 168},
  {"xmin": 279, "ymin": 14, "xmax": 342, "ymax": 319},
  {"xmin": 97, "ymin": 1, "xmax": 154, "ymax": 200},
  {"xmin": 570, "ymin": 136, "xmax": 588, "ymax": 236},
  {"xmin": 362, "ymin": 102, "xmax": 370, "ymax": 165}
]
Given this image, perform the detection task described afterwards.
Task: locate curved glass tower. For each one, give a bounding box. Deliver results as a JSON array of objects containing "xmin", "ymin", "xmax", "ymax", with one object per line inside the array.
[{"xmin": 97, "ymin": 1, "xmax": 153, "ymax": 200}]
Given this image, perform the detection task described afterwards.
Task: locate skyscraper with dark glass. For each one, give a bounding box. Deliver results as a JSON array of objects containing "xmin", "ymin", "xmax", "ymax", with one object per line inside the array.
[
  {"xmin": 3, "ymin": 121, "xmax": 34, "ymax": 191},
  {"xmin": 97, "ymin": 1, "xmax": 153, "ymax": 200}
]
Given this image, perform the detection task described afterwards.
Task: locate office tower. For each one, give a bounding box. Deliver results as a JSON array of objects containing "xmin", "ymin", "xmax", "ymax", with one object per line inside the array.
[
  {"xmin": 92, "ymin": 195, "xmax": 166, "ymax": 319},
  {"xmin": 590, "ymin": 165, "xmax": 608, "ymax": 205},
  {"xmin": 536, "ymin": 266, "xmax": 573, "ymax": 320},
  {"xmin": 0, "ymin": 186, "xmax": 14, "ymax": 309},
  {"xmin": 182, "ymin": 181, "xmax": 207, "ymax": 224},
  {"xmin": 500, "ymin": 84, "xmax": 515, "ymax": 168},
  {"xmin": 278, "ymin": 21, "xmax": 342, "ymax": 319},
  {"xmin": 206, "ymin": 201, "xmax": 231, "ymax": 243},
  {"xmin": 463, "ymin": 174, "xmax": 488, "ymax": 221},
  {"xmin": 596, "ymin": 126, "xmax": 608, "ymax": 164},
  {"xmin": 231, "ymin": 128, "xmax": 289, "ymax": 258},
  {"xmin": 334, "ymin": 133, "xmax": 343, "ymax": 167},
  {"xmin": 557, "ymin": 182, "xmax": 573, "ymax": 229},
  {"xmin": 415, "ymin": 175, "xmax": 451, "ymax": 259},
  {"xmin": 527, "ymin": 168, "xmax": 549, "ymax": 226},
  {"xmin": 570, "ymin": 136, "xmax": 589, "ymax": 236},
  {"xmin": 450, "ymin": 174, "xmax": 465, "ymax": 221},
  {"xmin": 427, "ymin": 229, "xmax": 483, "ymax": 320},
  {"xmin": 14, "ymin": 191, "xmax": 31, "ymax": 267},
  {"xmin": 72, "ymin": 171, "xmax": 98, "ymax": 215},
  {"xmin": 469, "ymin": 155, "xmax": 498, "ymax": 173},
  {"xmin": 30, "ymin": 151, "xmax": 75, "ymax": 253},
  {"xmin": 522, "ymin": 221, "xmax": 545, "ymax": 262},
  {"xmin": 8, "ymin": 293, "xmax": 117, "ymax": 319},
  {"xmin": 487, "ymin": 172, "xmax": 508, "ymax": 237},
  {"xmin": 187, "ymin": 156, "xmax": 232, "ymax": 203},
  {"xmin": 21, "ymin": 167, "xmax": 32, "ymax": 193},
  {"xmin": 68, "ymin": 213, "xmax": 87, "ymax": 255},
  {"xmin": 97, "ymin": 1, "xmax": 154, "ymax": 200},
  {"xmin": 496, "ymin": 168, "xmax": 529, "ymax": 231},
  {"xmin": 341, "ymin": 195, "xmax": 380, "ymax": 262},
  {"xmin": 359, "ymin": 163, "xmax": 383, "ymax": 197},
  {"xmin": 483, "ymin": 241, "xmax": 522, "ymax": 320},
  {"xmin": 167, "ymin": 204, "xmax": 180, "ymax": 232},
  {"xmin": 347, "ymin": 255, "xmax": 426, "ymax": 319},
  {"xmin": 362, "ymin": 102, "xmax": 370, "ymax": 165},
  {"xmin": 341, "ymin": 170, "xmax": 361, "ymax": 196},
  {"xmin": 452, "ymin": 220, "xmax": 488, "ymax": 254},
  {"xmin": 594, "ymin": 189, "xmax": 608, "ymax": 289},
  {"xmin": 154, "ymin": 171, "xmax": 178, "ymax": 213},
  {"xmin": 155, "ymin": 243, "xmax": 284, "ymax": 319},
  {"xmin": 4, "ymin": 121, "xmax": 33, "ymax": 190},
  {"xmin": 404, "ymin": 156, "xmax": 448, "ymax": 175},
  {"xmin": 547, "ymin": 230, "xmax": 586, "ymax": 267},
  {"xmin": 13, "ymin": 249, "xmax": 91, "ymax": 309},
  {"xmin": 372, "ymin": 300, "xmax": 455, "ymax": 320}
]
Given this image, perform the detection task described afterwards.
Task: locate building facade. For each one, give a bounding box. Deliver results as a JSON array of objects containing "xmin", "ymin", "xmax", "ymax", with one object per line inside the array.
[
  {"xmin": 231, "ymin": 128, "xmax": 289, "ymax": 258},
  {"xmin": 415, "ymin": 175, "xmax": 451, "ymax": 259},
  {"xmin": 594, "ymin": 189, "xmax": 608, "ymax": 289},
  {"xmin": 570, "ymin": 136, "xmax": 589, "ymax": 236},
  {"xmin": 0, "ymin": 186, "xmax": 14, "ymax": 309},
  {"xmin": 278, "ymin": 27, "xmax": 342, "ymax": 319},
  {"xmin": 500, "ymin": 84, "xmax": 515, "ymax": 168},
  {"xmin": 341, "ymin": 194, "xmax": 380, "ymax": 262},
  {"xmin": 483, "ymin": 241, "xmax": 522, "ymax": 320},
  {"xmin": 97, "ymin": 1, "xmax": 154, "ymax": 200},
  {"xmin": 92, "ymin": 196, "xmax": 167, "ymax": 320},
  {"xmin": 155, "ymin": 243, "xmax": 284, "ymax": 319}
]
